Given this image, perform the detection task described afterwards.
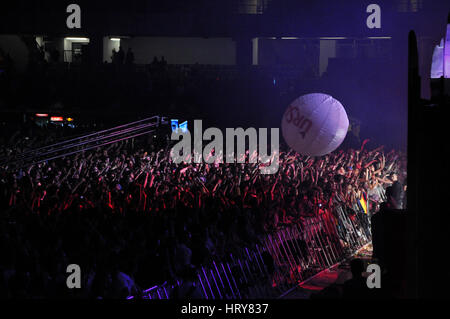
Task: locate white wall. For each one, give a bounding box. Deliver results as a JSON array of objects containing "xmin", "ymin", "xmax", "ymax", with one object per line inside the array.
[
  {"xmin": 120, "ymin": 37, "xmax": 236, "ymax": 65},
  {"xmin": 252, "ymin": 38, "xmax": 259, "ymax": 65},
  {"xmin": 319, "ymin": 40, "xmax": 336, "ymax": 76},
  {"xmin": 103, "ymin": 37, "xmax": 120, "ymax": 63}
]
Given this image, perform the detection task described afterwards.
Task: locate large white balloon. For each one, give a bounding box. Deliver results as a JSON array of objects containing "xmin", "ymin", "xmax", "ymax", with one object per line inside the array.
[{"xmin": 281, "ymin": 93, "xmax": 349, "ymax": 156}]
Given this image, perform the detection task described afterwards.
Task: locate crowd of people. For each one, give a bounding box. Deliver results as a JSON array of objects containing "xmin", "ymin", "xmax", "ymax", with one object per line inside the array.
[{"xmin": 0, "ymin": 122, "xmax": 406, "ymax": 298}]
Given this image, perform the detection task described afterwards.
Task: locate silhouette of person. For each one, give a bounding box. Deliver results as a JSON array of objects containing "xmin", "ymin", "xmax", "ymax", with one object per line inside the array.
[
  {"xmin": 160, "ymin": 56, "xmax": 167, "ymax": 67},
  {"xmin": 117, "ymin": 46, "xmax": 124, "ymax": 65},
  {"xmin": 343, "ymin": 258, "xmax": 371, "ymax": 299},
  {"xmin": 371, "ymin": 186, "xmax": 405, "ymax": 297},
  {"xmin": 125, "ymin": 48, "xmax": 134, "ymax": 65},
  {"xmin": 111, "ymin": 48, "xmax": 117, "ymax": 64},
  {"xmin": 50, "ymin": 48, "xmax": 60, "ymax": 63}
]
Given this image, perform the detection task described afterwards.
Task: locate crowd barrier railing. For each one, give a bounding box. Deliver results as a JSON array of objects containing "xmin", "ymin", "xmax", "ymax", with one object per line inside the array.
[
  {"xmin": 132, "ymin": 203, "xmax": 372, "ymax": 299},
  {"xmin": 1, "ymin": 116, "xmax": 166, "ymax": 170}
]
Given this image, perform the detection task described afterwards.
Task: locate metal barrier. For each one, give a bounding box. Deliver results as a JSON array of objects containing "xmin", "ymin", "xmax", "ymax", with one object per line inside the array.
[
  {"xmin": 1, "ymin": 116, "xmax": 165, "ymax": 170},
  {"xmin": 133, "ymin": 203, "xmax": 372, "ymax": 299}
]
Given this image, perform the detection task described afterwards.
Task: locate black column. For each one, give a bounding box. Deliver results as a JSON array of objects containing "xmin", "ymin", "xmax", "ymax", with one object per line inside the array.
[{"xmin": 235, "ymin": 36, "xmax": 253, "ymax": 67}]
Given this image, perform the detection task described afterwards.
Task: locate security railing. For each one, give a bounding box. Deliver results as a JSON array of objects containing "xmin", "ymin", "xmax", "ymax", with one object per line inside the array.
[
  {"xmin": 1, "ymin": 116, "xmax": 167, "ymax": 170},
  {"xmin": 132, "ymin": 203, "xmax": 371, "ymax": 299}
]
